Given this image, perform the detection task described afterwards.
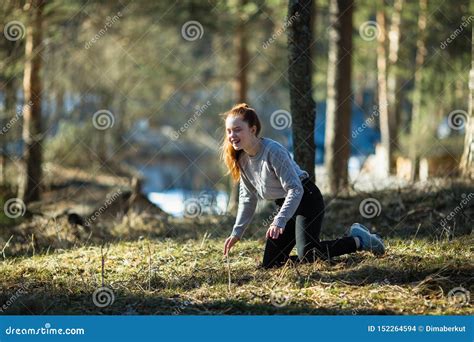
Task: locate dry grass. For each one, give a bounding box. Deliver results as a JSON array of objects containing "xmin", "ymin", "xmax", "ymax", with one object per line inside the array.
[
  {"xmin": 0, "ymin": 172, "xmax": 472, "ymax": 315},
  {"xmin": 0, "ymin": 232, "xmax": 472, "ymax": 315}
]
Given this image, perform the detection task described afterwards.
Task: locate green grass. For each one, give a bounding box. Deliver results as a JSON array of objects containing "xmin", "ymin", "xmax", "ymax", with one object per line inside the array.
[{"xmin": 0, "ymin": 233, "xmax": 472, "ymax": 315}]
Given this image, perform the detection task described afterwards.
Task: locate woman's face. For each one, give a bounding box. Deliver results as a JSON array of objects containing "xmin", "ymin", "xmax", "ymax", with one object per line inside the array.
[{"xmin": 225, "ymin": 116, "xmax": 256, "ymax": 151}]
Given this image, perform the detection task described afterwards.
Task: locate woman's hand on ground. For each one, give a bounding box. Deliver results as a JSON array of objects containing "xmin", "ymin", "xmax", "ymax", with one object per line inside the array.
[
  {"xmin": 266, "ymin": 225, "xmax": 284, "ymax": 239},
  {"xmin": 223, "ymin": 236, "xmax": 240, "ymax": 256}
]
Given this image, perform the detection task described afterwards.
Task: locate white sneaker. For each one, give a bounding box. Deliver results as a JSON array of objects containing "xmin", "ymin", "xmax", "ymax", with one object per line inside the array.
[{"xmin": 350, "ymin": 223, "xmax": 385, "ymax": 256}]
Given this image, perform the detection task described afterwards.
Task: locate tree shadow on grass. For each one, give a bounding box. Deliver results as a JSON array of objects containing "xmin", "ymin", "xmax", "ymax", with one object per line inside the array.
[
  {"xmin": 0, "ymin": 290, "xmax": 398, "ymax": 315},
  {"xmin": 305, "ymin": 261, "xmax": 474, "ymax": 288}
]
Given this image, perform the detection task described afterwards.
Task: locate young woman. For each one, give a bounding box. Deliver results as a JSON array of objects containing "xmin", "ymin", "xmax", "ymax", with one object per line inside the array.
[{"xmin": 221, "ymin": 103, "xmax": 385, "ymax": 268}]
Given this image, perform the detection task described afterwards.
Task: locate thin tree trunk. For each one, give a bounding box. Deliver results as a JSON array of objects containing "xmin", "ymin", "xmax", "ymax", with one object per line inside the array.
[
  {"xmin": 288, "ymin": 0, "xmax": 316, "ymax": 182},
  {"xmin": 1, "ymin": 35, "xmax": 22, "ymax": 185},
  {"xmin": 409, "ymin": 0, "xmax": 428, "ymax": 181},
  {"xmin": 97, "ymin": 93, "xmax": 113, "ymax": 164},
  {"xmin": 48, "ymin": 87, "xmax": 64, "ymax": 132},
  {"xmin": 325, "ymin": 0, "xmax": 354, "ymax": 194},
  {"xmin": 18, "ymin": 0, "xmax": 45, "ymax": 203},
  {"xmin": 387, "ymin": 0, "xmax": 404, "ymax": 171},
  {"xmin": 376, "ymin": 9, "xmax": 390, "ymax": 176},
  {"xmin": 1, "ymin": 79, "xmax": 17, "ymax": 185},
  {"xmin": 228, "ymin": 0, "xmax": 249, "ymax": 214},
  {"xmin": 235, "ymin": 0, "xmax": 249, "ymax": 104},
  {"xmin": 460, "ymin": 18, "xmax": 473, "ymax": 178},
  {"xmin": 116, "ymin": 96, "xmax": 127, "ymax": 146}
]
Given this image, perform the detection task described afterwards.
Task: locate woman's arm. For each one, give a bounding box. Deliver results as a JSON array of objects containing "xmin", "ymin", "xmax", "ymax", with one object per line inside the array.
[
  {"xmin": 268, "ymin": 146, "xmax": 304, "ymax": 230},
  {"xmin": 230, "ymin": 173, "xmax": 258, "ymax": 239}
]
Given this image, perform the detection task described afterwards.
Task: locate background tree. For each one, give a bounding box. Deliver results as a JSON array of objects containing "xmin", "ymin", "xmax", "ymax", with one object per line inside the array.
[
  {"xmin": 408, "ymin": 0, "xmax": 427, "ymax": 181},
  {"xmin": 376, "ymin": 6, "xmax": 391, "ymax": 177},
  {"xmin": 0, "ymin": 1, "xmax": 25, "ymax": 185},
  {"xmin": 288, "ymin": 0, "xmax": 316, "ymax": 181},
  {"xmin": 386, "ymin": 0, "xmax": 404, "ymax": 171},
  {"xmin": 324, "ymin": 0, "xmax": 354, "ymax": 194},
  {"xmin": 18, "ymin": 0, "xmax": 45, "ymax": 203}
]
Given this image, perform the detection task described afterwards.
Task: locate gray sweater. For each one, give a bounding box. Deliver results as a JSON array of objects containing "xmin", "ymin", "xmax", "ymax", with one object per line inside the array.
[{"xmin": 231, "ymin": 137, "xmax": 309, "ymax": 238}]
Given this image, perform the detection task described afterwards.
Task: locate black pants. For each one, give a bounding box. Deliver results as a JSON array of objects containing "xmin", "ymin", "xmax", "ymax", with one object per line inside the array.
[{"xmin": 262, "ymin": 178, "xmax": 357, "ymax": 268}]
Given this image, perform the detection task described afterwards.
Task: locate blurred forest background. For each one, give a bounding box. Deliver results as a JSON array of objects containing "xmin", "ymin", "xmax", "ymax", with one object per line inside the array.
[{"xmin": 0, "ymin": 0, "xmax": 472, "ymax": 315}]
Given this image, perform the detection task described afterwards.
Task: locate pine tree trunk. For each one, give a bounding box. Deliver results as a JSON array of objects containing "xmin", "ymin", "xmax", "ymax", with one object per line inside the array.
[
  {"xmin": 18, "ymin": 0, "xmax": 45, "ymax": 203},
  {"xmin": 387, "ymin": 0, "xmax": 404, "ymax": 171},
  {"xmin": 409, "ymin": 0, "xmax": 427, "ymax": 181},
  {"xmin": 235, "ymin": 0, "xmax": 249, "ymax": 104},
  {"xmin": 228, "ymin": 0, "xmax": 249, "ymax": 214},
  {"xmin": 325, "ymin": 0, "xmax": 353, "ymax": 194},
  {"xmin": 1, "ymin": 79, "xmax": 17, "ymax": 185},
  {"xmin": 288, "ymin": 0, "xmax": 316, "ymax": 182},
  {"xmin": 376, "ymin": 9, "xmax": 391, "ymax": 177},
  {"xmin": 1, "ymin": 36, "xmax": 21, "ymax": 185}
]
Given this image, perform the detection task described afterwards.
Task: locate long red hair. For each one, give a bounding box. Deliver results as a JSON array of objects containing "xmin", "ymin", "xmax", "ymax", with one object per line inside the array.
[{"xmin": 220, "ymin": 103, "xmax": 261, "ymax": 182}]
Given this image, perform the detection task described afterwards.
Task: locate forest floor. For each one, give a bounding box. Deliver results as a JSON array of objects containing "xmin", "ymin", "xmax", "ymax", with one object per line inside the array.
[{"xmin": 0, "ymin": 163, "xmax": 472, "ymax": 315}]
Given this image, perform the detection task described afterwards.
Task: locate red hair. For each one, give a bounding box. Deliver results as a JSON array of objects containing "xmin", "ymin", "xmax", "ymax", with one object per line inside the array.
[{"xmin": 220, "ymin": 103, "xmax": 261, "ymax": 182}]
